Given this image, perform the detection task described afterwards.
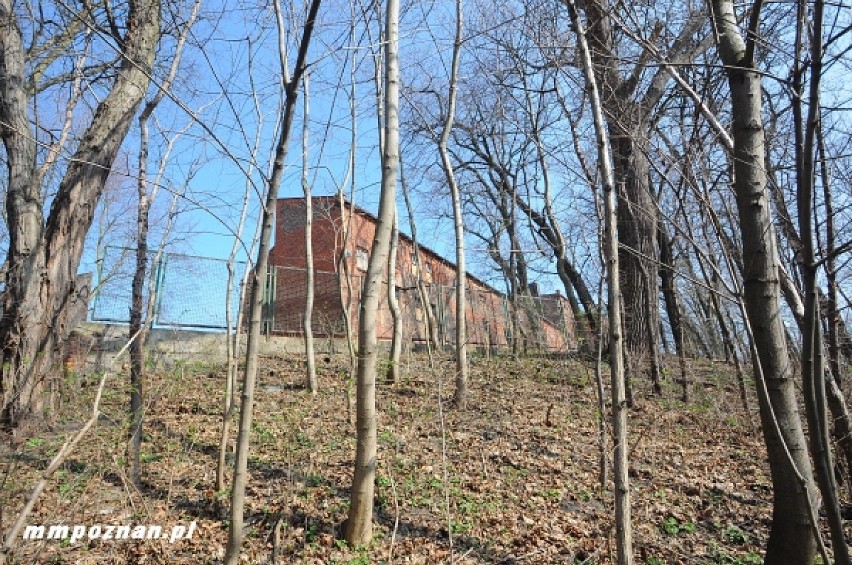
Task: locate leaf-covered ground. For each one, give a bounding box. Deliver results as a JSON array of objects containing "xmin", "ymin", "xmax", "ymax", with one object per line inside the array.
[{"xmin": 1, "ymin": 351, "xmax": 791, "ymax": 563}]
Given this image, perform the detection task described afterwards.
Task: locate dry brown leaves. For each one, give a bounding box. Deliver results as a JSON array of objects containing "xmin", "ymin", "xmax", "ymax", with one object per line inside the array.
[{"xmin": 0, "ymin": 353, "xmax": 802, "ymax": 564}]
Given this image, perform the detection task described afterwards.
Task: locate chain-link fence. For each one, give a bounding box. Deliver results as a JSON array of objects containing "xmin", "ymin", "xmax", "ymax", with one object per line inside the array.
[
  {"xmin": 90, "ymin": 246, "xmax": 246, "ymax": 330},
  {"xmin": 264, "ymin": 264, "xmax": 579, "ymax": 352}
]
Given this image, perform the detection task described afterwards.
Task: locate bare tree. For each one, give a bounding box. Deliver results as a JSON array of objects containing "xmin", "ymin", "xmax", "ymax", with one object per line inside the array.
[
  {"xmin": 792, "ymin": 0, "xmax": 848, "ymax": 559},
  {"xmin": 224, "ymin": 0, "xmax": 322, "ymax": 561},
  {"xmin": 216, "ymin": 35, "xmax": 266, "ymax": 493},
  {"xmin": 565, "ymin": 0, "xmax": 633, "ymax": 562},
  {"xmin": 440, "ymin": 0, "xmax": 468, "ymax": 406},
  {"xmin": 335, "ymin": 11, "xmax": 360, "ymax": 423},
  {"xmin": 344, "ymin": 0, "xmax": 399, "ymax": 544},
  {"xmin": 302, "ymin": 72, "xmax": 318, "ymax": 395},
  {"xmin": 574, "ymin": 1, "xmax": 712, "ymax": 389},
  {"xmin": 710, "ymin": 0, "xmax": 820, "ymax": 561},
  {"xmin": 128, "ymin": 0, "xmax": 199, "ymax": 488},
  {"xmin": 217, "ymin": 181, "xmax": 258, "ymax": 494},
  {"xmin": 764, "ymin": 117, "xmax": 852, "ymax": 497}
]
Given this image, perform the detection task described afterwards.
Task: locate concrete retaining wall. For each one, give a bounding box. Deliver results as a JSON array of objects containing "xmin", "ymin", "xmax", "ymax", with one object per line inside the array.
[{"xmin": 70, "ymin": 323, "xmax": 354, "ymax": 371}]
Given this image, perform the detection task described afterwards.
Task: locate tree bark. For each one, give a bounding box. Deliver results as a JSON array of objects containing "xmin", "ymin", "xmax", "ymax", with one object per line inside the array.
[
  {"xmin": 344, "ymin": 0, "xmax": 398, "ymax": 544},
  {"xmin": 128, "ymin": 119, "xmax": 151, "ymax": 488},
  {"xmin": 579, "ymin": 3, "xmax": 709, "ymax": 386},
  {"xmin": 581, "ymin": 0, "xmax": 658, "ymax": 374},
  {"xmin": 0, "ymin": 0, "xmax": 161, "ymax": 429},
  {"xmin": 224, "ymin": 1, "xmax": 322, "ymax": 561},
  {"xmin": 302, "ymin": 73, "xmax": 318, "ymax": 396},
  {"xmin": 439, "ymin": 0, "xmax": 468, "ymax": 407},
  {"xmin": 566, "ymin": 0, "xmax": 633, "ymax": 561},
  {"xmin": 710, "ymin": 0, "xmax": 818, "ymax": 561}
]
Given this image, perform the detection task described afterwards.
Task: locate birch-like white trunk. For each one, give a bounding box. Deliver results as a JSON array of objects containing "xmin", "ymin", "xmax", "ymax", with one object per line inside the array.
[
  {"xmin": 565, "ymin": 0, "xmax": 633, "ymax": 561},
  {"xmin": 344, "ymin": 0, "xmax": 399, "ymax": 545},
  {"xmin": 302, "ymin": 73, "xmax": 318, "ymax": 395},
  {"xmin": 438, "ymin": 0, "xmax": 468, "ymax": 407}
]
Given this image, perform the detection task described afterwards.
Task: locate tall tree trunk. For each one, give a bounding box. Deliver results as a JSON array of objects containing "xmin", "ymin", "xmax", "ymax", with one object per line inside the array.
[
  {"xmin": 129, "ymin": 123, "xmax": 151, "ymax": 488},
  {"xmin": 344, "ymin": 0, "xmax": 398, "ymax": 544},
  {"xmin": 387, "ymin": 209, "xmax": 402, "ymax": 383},
  {"xmin": 581, "ymin": 0, "xmax": 659, "ymax": 376},
  {"xmin": 128, "ymin": 0, "xmax": 197, "ymax": 488},
  {"xmin": 439, "ymin": 0, "xmax": 468, "ymax": 407},
  {"xmin": 658, "ymin": 225, "xmax": 689, "ymax": 401},
  {"xmin": 613, "ymin": 133, "xmax": 660, "ymax": 378},
  {"xmin": 361, "ymin": 0, "xmax": 403, "ymax": 384},
  {"xmin": 793, "ymin": 0, "xmax": 848, "ymax": 558},
  {"xmin": 0, "ymin": 0, "xmax": 161, "ymax": 430},
  {"xmin": 711, "ymin": 1, "xmax": 818, "ymax": 561},
  {"xmin": 566, "ymin": 0, "xmax": 633, "ymax": 562},
  {"xmin": 579, "ymin": 1, "xmax": 709, "ymax": 386},
  {"xmin": 302, "ymin": 73, "xmax": 318, "ymax": 396},
  {"xmin": 224, "ymin": 1, "xmax": 321, "ymax": 561}
]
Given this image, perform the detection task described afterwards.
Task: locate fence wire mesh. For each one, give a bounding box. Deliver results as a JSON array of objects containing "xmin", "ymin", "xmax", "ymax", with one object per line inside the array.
[
  {"xmin": 90, "ymin": 247, "xmax": 246, "ymax": 330},
  {"xmin": 265, "ymin": 264, "xmax": 579, "ymax": 352}
]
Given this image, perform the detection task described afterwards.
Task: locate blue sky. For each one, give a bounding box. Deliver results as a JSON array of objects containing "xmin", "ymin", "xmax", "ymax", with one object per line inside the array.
[{"xmin": 82, "ymin": 0, "xmax": 517, "ymax": 291}]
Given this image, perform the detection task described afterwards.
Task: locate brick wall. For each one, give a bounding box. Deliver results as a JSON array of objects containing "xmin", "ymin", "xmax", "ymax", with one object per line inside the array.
[{"xmin": 268, "ymin": 197, "xmax": 574, "ymax": 351}]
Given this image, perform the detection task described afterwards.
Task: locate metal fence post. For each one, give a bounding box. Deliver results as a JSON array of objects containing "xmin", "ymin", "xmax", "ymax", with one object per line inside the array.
[
  {"xmin": 261, "ymin": 266, "xmax": 277, "ymax": 335},
  {"xmin": 152, "ymin": 253, "xmax": 168, "ymax": 327}
]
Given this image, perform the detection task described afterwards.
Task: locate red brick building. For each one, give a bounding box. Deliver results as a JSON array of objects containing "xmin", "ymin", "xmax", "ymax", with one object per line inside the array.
[{"xmin": 267, "ymin": 196, "xmax": 575, "ymax": 351}]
